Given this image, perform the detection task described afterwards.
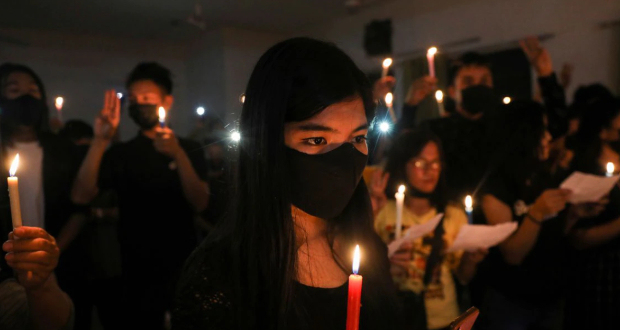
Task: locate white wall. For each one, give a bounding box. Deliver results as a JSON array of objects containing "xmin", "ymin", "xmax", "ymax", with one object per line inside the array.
[
  {"xmin": 0, "ymin": 28, "xmax": 191, "ymax": 140},
  {"xmin": 298, "ymin": 0, "xmax": 620, "ymax": 104}
]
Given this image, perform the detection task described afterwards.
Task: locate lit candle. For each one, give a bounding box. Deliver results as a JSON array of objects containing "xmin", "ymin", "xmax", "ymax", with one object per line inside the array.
[
  {"xmin": 346, "ymin": 245, "xmax": 363, "ymax": 330},
  {"xmin": 158, "ymin": 107, "xmax": 166, "ymax": 128},
  {"xmin": 55, "ymin": 96, "xmax": 64, "ymax": 121},
  {"xmin": 435, "ymin": 90, "xmax": 445, "ymax": 117},
  {"xmin": 385, "ymin": 92, "xmax": 396, "ymax": 123},
  {"xmin": 381, "ymin": 58, "xmax": 393, "ymax": 78},
  {"xmin": 7, "ymin": 154, "xmax": 22, "ymax": 228},
  {"xmin": 503, "ymin": 96, "xmax": 512, "ymax": 105},
  {"xmin": 465, "ymin": 195, "xmax": 473, "ymax": 224},
  {"xmin": 240, "ymin": 94, "xmax": 246, "ymax": 104},
  {"xmin": 606, "ymin": 162, "xmax": 615, "ymax": 177},
  {"xmin": 395, "ymin": 185, "xmax": 406, "ymax": 239},
  {"xmin": 427, "ymin": 47, "xmax": 438, "ymax": 78}
]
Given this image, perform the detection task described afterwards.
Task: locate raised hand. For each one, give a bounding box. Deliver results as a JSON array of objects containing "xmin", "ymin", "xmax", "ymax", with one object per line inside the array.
[
  {"xmin": 3, "ymin": 226, "xmax": 60, "ymax": 291},
  {"xmin": 530, "ymin": 188, "xmax": 572, "ymax": 220},
  {"xmin": 373, "ymin": 76, "xmax": 396, "ymax": 101},
  {"xmin": 520, "ymin": 36, "xmax": 554, "ymax": 77},
  {"xmin": 94, "ymin": 89, "xmax": 121, "ymax": 140},
  {"xmin": 405, "ymin": 76, "xmax": 438, "ymax": 106}
]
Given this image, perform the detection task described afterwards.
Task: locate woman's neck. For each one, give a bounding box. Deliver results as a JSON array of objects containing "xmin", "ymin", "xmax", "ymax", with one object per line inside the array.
[
  {"xmin": 405, "ymin": 196, "xmax": 433, "ymax": 217},
  {"xmin": 292, "ymin": 206, "xmax": 347, "ymax": 288},
  {"xmin": 11, "ymin": 126, "xmax": 38, "ymax": 143}
]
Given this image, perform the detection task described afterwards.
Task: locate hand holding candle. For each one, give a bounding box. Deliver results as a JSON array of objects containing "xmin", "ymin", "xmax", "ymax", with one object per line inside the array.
[
  {"xmin": 427, "ymin": 47, "xmax": 438, "ymax": 78},
  {"xmin": 346, "ymin": 245, "xmax": 363, "ymax": 330},
  {"xmin": 395, "ymin": 185, "xmax": 406, "ymax": 239},
  {"xmin": 465, "ymin": 195, "xmax": 473, "ymax": 224},
  {"xmin": 158, "ymin": 106, "xmax": 166, "ymax": 128},
  {"xmin": 7, "ymin": 154, "xmax": 22, "ymax": 228},
  {"xmin": 381, "ymin": 58, "xmax": 393, "ymax": 78}
]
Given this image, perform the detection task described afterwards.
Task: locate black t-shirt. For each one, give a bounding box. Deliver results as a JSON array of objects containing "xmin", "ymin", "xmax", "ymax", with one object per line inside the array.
[
  {"xmin": 98, "ymin": 133, "xmax": 207, "ymax": 273},
  {"xmin": 481, "ymin": 171, "xmax": 568, "ymax": 305}
]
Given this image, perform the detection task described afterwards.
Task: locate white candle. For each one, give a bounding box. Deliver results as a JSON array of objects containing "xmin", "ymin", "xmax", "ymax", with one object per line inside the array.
[
  {"xmin": 385, "ymin": 92, "xmax": 396, "ymax": 122},
  {"xmin": 606, "ymin": 162, "xmax": 615, "ymax": 177},
  {"xmin": 427, "ymin": 47, "xmax": 438, "ymax": 78},
  {"xmin": 465, "ymin": 195, "xmax": 473, "ymax": 224},
  {"xmin": 381, "ymin": 58, "xmax": 393, "ymax": 78},
  {"xmin": 395, "ymin": 185, "xmax": 406, "ymax": 239},
  {"xmin": 435, "ymin": 90, "xmax": 445, "ymax": 117},
  {"xmin": 158, "ymin": 107, "xmax": 166, "ymax": 128},
  {"xmin": 55, "ymin": 96, "xmax": 64, "ymax": 121},
  {"xmin": 7, "ymin": 154, "xmax": 22, "ymax": 228}
]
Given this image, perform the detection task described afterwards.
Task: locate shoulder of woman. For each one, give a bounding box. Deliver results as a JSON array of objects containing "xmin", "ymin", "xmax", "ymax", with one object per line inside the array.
[{"xmin": 172, "ymin": 241, "xmax": 233, "ymax": 329}]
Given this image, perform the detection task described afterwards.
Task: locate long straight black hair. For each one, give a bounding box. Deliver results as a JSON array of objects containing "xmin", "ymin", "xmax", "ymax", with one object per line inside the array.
[{"xmin": 206, "ymin": 37, "xmax": 397, "ymax": 329}]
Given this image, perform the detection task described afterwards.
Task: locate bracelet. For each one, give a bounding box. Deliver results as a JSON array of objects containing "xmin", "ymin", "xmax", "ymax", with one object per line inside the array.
[{"xmin": 525, "ymin": 213, "xmax": 542, "ymax": 225}]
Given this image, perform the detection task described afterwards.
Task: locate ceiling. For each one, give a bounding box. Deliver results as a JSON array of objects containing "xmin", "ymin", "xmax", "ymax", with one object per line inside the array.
[{"xmin": 0, "ymin": 0, "xmax": 353, "ymax": 40}]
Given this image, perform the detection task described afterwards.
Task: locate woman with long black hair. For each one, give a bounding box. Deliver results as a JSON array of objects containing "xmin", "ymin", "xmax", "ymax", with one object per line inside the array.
[
  {"xmin": 374, "ymin": 130, "xmax": 485, "ymax": 330},
  {"xmin": 172, "ymin": 38, "xmax": 399, "ymax": 330}
]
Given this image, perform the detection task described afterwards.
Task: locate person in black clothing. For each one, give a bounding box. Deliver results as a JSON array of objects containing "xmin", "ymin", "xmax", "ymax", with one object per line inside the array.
[
  {"xmin": 0, "ymin": 63, "xmax": 85, "ymax": 328},
  {"xmin": 564, "ymin": 96, "xmax": 620, "ymax": 330},
  {"xmin": 71, "ymin": 62, "xmax": 209, "ymax": 330},
  {"xmin": 172, "ymin": 38, "xmax": 400, "ymax": 330},
  {"xmin": 476, "ymin": 101, "xmax": 571, "ymax": 330},
  {"xmin": 396, "ymin": 37, "xmax": 569, "ymax": 201}
]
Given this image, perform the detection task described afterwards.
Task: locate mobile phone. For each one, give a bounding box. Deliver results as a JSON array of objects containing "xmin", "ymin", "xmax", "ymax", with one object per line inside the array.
[{"xmin": 448, "ymin": 307, "xmax": 480, "ymax": 330}]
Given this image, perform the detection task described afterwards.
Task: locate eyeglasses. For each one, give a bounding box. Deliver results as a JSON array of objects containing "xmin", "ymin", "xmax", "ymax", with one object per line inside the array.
[{"xmin": 409, "ymin": 158, "xmax": 442, "ymax": 171}]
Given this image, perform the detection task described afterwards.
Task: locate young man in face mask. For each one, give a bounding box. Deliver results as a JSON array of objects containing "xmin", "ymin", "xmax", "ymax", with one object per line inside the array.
[{"xmin": 71, "ymin": 62, "xmax": 209, "ymax": 330}]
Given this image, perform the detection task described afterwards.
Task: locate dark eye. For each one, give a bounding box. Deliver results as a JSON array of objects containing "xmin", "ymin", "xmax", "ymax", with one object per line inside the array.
[
  {"xmin": 353, "ymin": 135, "xmax": 367, "ymax": 144},
  {"xmin": 304, "ymin": 137, "xmax": 326, "ymax": 146}
]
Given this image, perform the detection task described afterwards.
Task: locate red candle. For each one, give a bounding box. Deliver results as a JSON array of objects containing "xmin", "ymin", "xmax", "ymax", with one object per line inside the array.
[
  {"xmin": 427, "ymin": 47, "xmax": 437, "ymax": 78},
  {"xmin": 346, "ymin": 245, "xmax": 363, "ymax": 330}
]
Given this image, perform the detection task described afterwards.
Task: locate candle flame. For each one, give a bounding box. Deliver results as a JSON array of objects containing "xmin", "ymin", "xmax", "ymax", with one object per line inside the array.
[
  {"xmin": 435, "ymin": 90, "xmax": 444, "ymax": 102},
  {"xmin": 503, "ymin": 96, "xmax": 512, "ymax": 105},
  {"xmin": 352, "ymin": 245, "xmax": 361, "ymax": 275},
  {"xmin": 398, "ymin": 185, "xmax": 406, "ymax": 194},
  {"xmin": 465, "ymin": 195, "xmax": 473, "ymax": 209},
  {"xmin": 607, "ymin": 162, "xmax": 615, "ymax": 175},
  {"xmin": 9, "ymin": 154, "xmax": 19, "ymax": 177},
  {"xmin": 55, "ymin": 96, "xmax": 64, "ymax": 111},
  {"xmin": 196, "ymin": 106, "xmax": 205, "ymax": 116},
  {"xmin": 385, "ymin": 92, "xmax": 393, "ymax": 107},
  {"xmin": 240, "ymin": 94, "xmax": 246, "ymax": 104},
  {"xmin": 427, "ymin": 47, "xmax": 438, "ymax": 56},
  {"xmin": 158, "ymin": 107, "xmax": 166, "ymax": 123},
  {"xmin": 382, "ymin": 58, "xmax": 393, "ymax": 69}
]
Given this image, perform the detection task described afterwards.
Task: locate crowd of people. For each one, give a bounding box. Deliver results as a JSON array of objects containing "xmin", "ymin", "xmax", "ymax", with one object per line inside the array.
[{"xmin": 0, "ymin": 35, "xmax": 618, "ymax": 330}]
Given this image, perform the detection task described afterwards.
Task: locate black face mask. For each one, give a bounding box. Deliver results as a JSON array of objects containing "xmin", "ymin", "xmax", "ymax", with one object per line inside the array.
[
  {"xmin": 460, "ymin": 85, "xmax": 498, "ymax": 116},
  {"xmin": 0, "ymin": 94, "xmax": 46, "ymax": 127},
  {"xmin": 406, "ymin": 184, "xmax": 435, "ymax": 199},
  {"xmin": 286, "ymin": 143, "xmax": 368, "ymax": 220},
  {"xmin": 128, "ymin": 103, "xmax": 159, "ymax": 129}
]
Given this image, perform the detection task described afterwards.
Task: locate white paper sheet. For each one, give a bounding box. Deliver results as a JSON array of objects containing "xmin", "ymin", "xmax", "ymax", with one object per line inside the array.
[
  {"xmin": 559, "ymin": 171, "xmax": 619, "ymax": 204},
  {"xmin": 387, "ymin": 213, "xmax": 443, "ymax": 258},
  {"xmin": 447, "ymin": 222, "xmax": 518, "ymax": 253}
]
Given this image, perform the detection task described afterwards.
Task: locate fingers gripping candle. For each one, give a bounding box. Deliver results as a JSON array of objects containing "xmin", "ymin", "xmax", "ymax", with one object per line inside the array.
[{"xmin": 8, "ymin": 154, "xmax": 22, "ymax": 228}]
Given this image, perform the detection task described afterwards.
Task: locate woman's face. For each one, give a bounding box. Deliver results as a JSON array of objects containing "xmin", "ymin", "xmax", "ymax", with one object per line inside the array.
[
  {"xmin": 405, "ymin": 142, "xmax": 442, "ymax": 193},
  {"xmin": 2, "ymin": 72, "xmax": 42, "ymax": 100},
  {"xmin": 284, "ymin": 97, "xmax": 368, "ymax": 155}
]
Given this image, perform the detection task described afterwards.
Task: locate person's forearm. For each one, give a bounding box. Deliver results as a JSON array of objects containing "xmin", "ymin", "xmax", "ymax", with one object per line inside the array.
[
  {"xmin": 571, "ymin": 217, "xmax": 620, "ymax": 250},
  {"xmin": 455, "ymin": 258, "xmax": 477, "ymax": 284},
  {"xmin": 499, "ymin": 215, "xmax": 542, "ymax": 265},
  {"xmin": 71, "ymin": 138, "xmax": 108, "ymax": 204},
  {"xmin": 26, "ymin": 275, "xmax": 73, "ymax": 330},
  {"xmin": 175, "ymin": 149, "xmax": 209, "ymax": 212}
]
